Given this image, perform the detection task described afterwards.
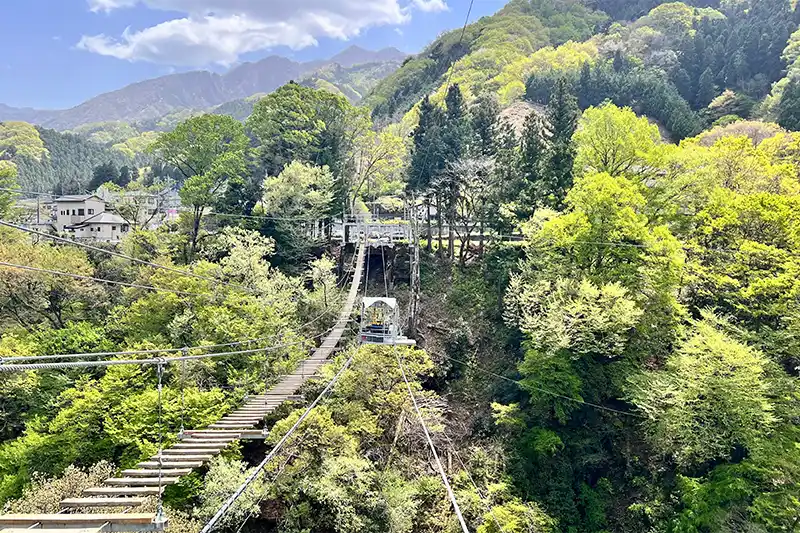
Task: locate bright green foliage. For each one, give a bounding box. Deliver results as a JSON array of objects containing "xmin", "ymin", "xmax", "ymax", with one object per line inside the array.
[
  {"xmin": 574, "ymin": 103, "xmax": 664, "ymax": 178},
  {"xmin": 0, "ymin": 234, "xmax": 105, "ymax": 328},
  {"xmin": 263, "ymin": 162, "xmax": 335, "ymax": 218},
  {"xmin": 194, "ymin": 457, "xmax": 267, "ymax": 529},
  {"xmin": 0, "ymin": 122, "xmax": 48, "ymax": 161},
  {"xmin": 510, "ymin": 278, "xmax": 644, "ymax": 359},
  {"xmin": 69, "ymin": 122, "xmax": 139, "ymax": 146},
  {"xmin": 0, "ymin": 161, "xmax": 18, "ymax": 217},
  {"xmin": 477, "ymin": 499, "xmax": 556, "ymax": 533},
  {"xmin": 153, "ymin": 114, "xmax": 249, "ymax": 255},
  {"xmin": 629, "ymin": 315, "xmax": 779, "ymax": 467}
]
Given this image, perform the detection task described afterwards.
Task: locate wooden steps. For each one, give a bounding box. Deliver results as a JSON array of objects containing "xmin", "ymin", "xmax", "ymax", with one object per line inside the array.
[
  {"xmin": 104, "ymin": 478, "xmax": 180, "ymax": 487},
  {"xmin": 121, "ymin": 469, "xmax": 192, "ymax": 477},
  {"xmin": 84, "ymin": 487, "xmax": 163, "ymax": 497},
  {"xmin": 2, "ymin": 529, "xmax": 104, "ymax": 533},
  {"xmin": 158, "ymin": 448, "xmax": 221, "ymax": 455},
  {"xmin": 0, "ymin": 514, "xmax": 162, "ymax": 532},
  {"xmin": 171, "ymin": 443, "xmax": 227, "ymax": 450},
  {"xmin": 61, "ymin": 498, "xmax": 146, "ymax": 509},
  {"xmin": 137, "ymin": 461, "xmax": 202, "ymax": 469},
  {"xmin": 150, "ymin": 454, "xmax": 214, "ymax": 462}
]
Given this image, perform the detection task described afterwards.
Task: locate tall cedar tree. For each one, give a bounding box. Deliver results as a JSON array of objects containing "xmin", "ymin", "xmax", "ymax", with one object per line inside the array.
[
  {"xmin": 408, "ymin": 95, "xmax": 446, "ymax": 251},
  {"xmin": 778, "ymin": 78, "xmax": 800, "ymax": 131},
  {"xmin": 696, "ymin": 67, "xmax": 717, "ymax": 108},
  {"xmin": 519, "ymin": 111, "xmax": 549, "ymax": 218},
  {"xmin": 471, "ymin": 94, "xmax": 501, "ymax": 157},
  {"xmin": 442, "ymin": 84, "xmax": 470, "ymax": 259},
  {"xmin": 545, "ymin": 78, "xmax": 579, "ymax": 209}
]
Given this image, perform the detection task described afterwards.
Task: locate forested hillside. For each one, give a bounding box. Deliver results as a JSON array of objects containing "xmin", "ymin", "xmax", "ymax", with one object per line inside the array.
[
  {"xmin": 1, "ymin": 0, "xmax": 800, "ymax": 532},
  {"xmin": 0, "ymin": 121, "xmax": 130, "ymax": 192}
]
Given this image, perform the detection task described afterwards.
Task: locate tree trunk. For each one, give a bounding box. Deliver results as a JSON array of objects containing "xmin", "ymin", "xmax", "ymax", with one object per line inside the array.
[
  {"xmin": 436, "ymin": 194, "xmax": 443, "ymax": 257},
  {"xmin": 190, "ymin": 206, "xmax": 202, "ymax": 258},
  {"xmin": 448, "ymin": 199, "xmax": 455, "ymax": 263},
  {"xmin": 479, "ymin": 214, "xmax": 485, "ymax": 258},
  {"xmin": 425, "ymin": 200, "xmax": 432, "ymax": 253}
]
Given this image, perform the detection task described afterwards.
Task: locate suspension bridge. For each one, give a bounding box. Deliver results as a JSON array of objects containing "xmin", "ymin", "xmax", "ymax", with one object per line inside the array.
[{"xmin": 0, "ymin": 242, "xmax": 369, "ymax": 533}]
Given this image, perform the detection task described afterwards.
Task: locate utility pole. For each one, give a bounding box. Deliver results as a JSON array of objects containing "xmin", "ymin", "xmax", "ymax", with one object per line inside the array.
[{"xmin": 408, "ymin": 195, "xmax": 421, "ymax": 338}]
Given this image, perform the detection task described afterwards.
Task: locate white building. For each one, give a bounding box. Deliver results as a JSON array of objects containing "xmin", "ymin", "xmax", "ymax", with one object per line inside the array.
[
  {"xmin": 64, "ymin": 212, "xmax": 130, "ymax": 243},
  {"xmin": 55, "ymin": 195, "xmax": 107, "ymax": 232}
]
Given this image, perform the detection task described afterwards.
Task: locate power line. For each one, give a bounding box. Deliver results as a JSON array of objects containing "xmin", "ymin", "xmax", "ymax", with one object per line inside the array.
[
  {"xmin": 0, "ymin": 187, "xmax": 56, "ymax": 198},
  {"xmin": 0, "ymin": 323, "xmax": 350, "ymax": 373},
  {"xmin": 1, "ymin": 306, "xmax": 340, "ymax": 363},
  {"xmin": 442, "ymin": 354, "xmax": 646, "ymax": 419},
  {"xmin": 201, "ymin": 211, "xmax": 331, "ymax": 223},
  {"xmin": 198, "ymin": 351, "xmax": 356, "ymax": 533},
  {"xmin": 0, "ymin": 261, "xmax": 207, "ymax": 297},
  {"xmin": 413, "ymin": 0, "xmax": 476, "ymax": 186},
  {"xmin": 395, "ymin": 347, "xmax": 470, "ymax": 533},
  {"xmin": 439, "ymin": 429, "xmax": 502, "ymax": 532},
  {"xmin": 0, "ymin": 220, "xmax": 254, "ymax": 294}
]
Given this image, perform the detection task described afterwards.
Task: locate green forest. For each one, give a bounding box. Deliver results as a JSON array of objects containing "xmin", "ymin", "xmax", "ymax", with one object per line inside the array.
[{"xmin": 1, "ymin": 0, "xmax": 800, "ymax": 532}]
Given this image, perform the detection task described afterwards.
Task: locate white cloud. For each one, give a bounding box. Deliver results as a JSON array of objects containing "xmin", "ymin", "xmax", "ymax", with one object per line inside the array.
[
  {"xmin": 394, "ymin": 27, "xmax": 404, "ymax": 36},
  {"xmin": 411, "ymin": 0, "xmax": 448, "ymax": 13},
  {"xmin": 80, "ymin": 0, "xmax": 418, "ymax": 66},
  {"xmin": 88, "ymin": 0, "xmax": 138, "ymax": 12}
]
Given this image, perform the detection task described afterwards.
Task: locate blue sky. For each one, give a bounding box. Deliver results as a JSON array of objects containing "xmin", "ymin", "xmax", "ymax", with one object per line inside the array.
[{"xmin": 0, "ymin": 0, "xmax": 504, "ymax": 110}]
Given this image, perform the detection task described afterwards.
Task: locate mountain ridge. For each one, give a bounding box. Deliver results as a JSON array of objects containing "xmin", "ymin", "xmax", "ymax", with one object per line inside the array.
[{"xmin": 0, "ymin": 46, "xmax": 407, "ymax": 131}]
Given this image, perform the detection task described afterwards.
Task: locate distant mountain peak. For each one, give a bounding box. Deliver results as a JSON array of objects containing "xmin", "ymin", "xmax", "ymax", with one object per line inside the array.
[
  {"xmin": 0, "ymin": 46, "xmax": 406, "ymax": 131},
  {"xmin": 329, "ymin": 45, "xmax": 407, "ymax": 68}
]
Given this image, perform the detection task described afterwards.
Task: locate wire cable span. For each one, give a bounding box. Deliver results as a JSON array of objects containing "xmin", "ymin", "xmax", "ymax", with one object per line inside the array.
[
  {"xmin": 395, "ymin": 347, "xmax": 470, "ymax": 533},
  {"xmin": 0, "ymin": 219, "xmax": 253, "ymax": 294},
  {"xmin": 0, "ymin": 261, "xmax": 207, "ymax": 297}
]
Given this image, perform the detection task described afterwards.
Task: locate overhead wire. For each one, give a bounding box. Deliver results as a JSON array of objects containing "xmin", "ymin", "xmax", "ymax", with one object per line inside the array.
[
  {"xmin": 0, "ymin": 324, "xmax": 351, "ymax": 372},
  {"xmin": 1, "ymin": 293, "xmax": 343, "ymax": 363},
  {"xmin": 0, "ymin": 219, "xmax": 254, "ymax": 294},
  {"xmin": 441, "ymin": 353, "xmax": 646, "ymax": 419},
  {"xmin": 439, "ymin": 429, "xmax": 502, "ymax": 532},
  {"xmin": 413, "ymin": 0, "xmax": 476, "ymax": 187},
  {"xmin": 0, "ymin": 261, "xmax": 208, "ymax": 297},
  {"xmin": 395, "ymin": 345, "xmax": 470, "ymax": 533}
]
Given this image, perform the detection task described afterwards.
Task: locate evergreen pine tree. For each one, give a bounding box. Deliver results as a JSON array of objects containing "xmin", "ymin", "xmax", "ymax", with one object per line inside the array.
[
  {"xmin": 471, "ymin": 94, "xmax": 501, "ymax": 157},
  {"xmin": 778, "ymin": 79, "xmax": 800, "ymax": 131},
  {"xmin": 118, "ymin": 166, "xmax": 132, "ymax": 187},
  {"xmin": 545, "ymin": 78, "xmax": 579, "ymax": 210},
  {"xmin": 578, "ymin": 61, "xmax": 594, "ymax": 109},
  {"xmin": 672, "ymin": 68, "xmax": 694, "ymax": 105},
  {"xmin": 696, "ymin": 67, "xmax": 717, "ymax": 108},
  {"xmin": 519, "ymin": 111, "xmax": 549, "ymax": 218}
]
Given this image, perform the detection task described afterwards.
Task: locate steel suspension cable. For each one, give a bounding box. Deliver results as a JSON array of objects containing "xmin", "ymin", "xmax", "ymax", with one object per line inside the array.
[
  {"xmin": 440, "ymin": 429, "xmax": 501, "ymax": 531},
  {"xmin": 2, "ymin": 296, "xmax": 343, "ymax": 363},
  {"xmin": 441, "ymin": 353, "xmax": 646, "ymax": 419},
  {"xmin": 0, "ymin": 220, "xmax": 254, "ymax": 294},
  {"xmin": 394, "ymin": 347, "xmax": 470, "ymax": 533},
  {"xmin": 0, "ymin": 324, "xmax": 351, "ymax": 372},
  {"xmin": 199, "ymin": 351, "xmax": 357, "ymax": 533},
  {"xmin": 381, "ymin": 244, "xmax": 389, "ymax": 298},
  {"xmin": 0, "ymin": 261, "xmax": 207, "ymax": 297}
]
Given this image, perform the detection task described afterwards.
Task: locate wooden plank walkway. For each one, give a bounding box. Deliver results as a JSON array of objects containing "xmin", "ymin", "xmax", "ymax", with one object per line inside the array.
[{"xmin": 4, "ymin": 244, "xmax": 366, "ymax": 532}]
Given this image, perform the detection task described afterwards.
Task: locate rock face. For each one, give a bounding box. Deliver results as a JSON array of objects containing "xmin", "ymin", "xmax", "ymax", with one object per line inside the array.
[{"xmin": 0, "ymin": 47, "xmax": 407, "ymax": 130}]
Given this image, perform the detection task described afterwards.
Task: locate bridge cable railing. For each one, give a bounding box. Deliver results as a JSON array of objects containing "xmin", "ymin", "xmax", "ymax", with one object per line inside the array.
[{"xmin": 0, "ymin": 219, "xmax": 255, "ymax": 295}]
